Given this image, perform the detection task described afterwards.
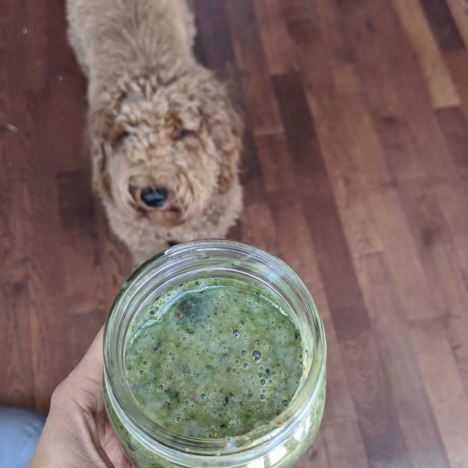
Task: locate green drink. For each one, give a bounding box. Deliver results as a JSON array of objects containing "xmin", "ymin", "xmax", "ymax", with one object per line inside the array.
[{"xmin": 126, "ymin": 277, "xmax": 304, "ymax": 439}]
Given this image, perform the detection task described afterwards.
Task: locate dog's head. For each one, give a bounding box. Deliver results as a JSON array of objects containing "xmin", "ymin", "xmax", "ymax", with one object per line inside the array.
[{"xmin": 88, "ymin": 67, "xmax": 242, "ymax": 228}]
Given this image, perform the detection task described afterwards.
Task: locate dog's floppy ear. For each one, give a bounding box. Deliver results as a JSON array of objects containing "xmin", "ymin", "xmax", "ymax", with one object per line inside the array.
[
  {"xmin": 87, "ymin": 96, "xmax": 115, "ymax": 202},
  {"xmin": 200, "ymin": 78, "xmax": 243, "ymax": 194}
]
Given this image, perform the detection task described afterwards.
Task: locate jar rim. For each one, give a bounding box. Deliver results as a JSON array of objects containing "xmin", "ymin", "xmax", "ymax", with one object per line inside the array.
[{"xmin": 103, "ymin": 239, "xmax": 326, "ymax": 457}]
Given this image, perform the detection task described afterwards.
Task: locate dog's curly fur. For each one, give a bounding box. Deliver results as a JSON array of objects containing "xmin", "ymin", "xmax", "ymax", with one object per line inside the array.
[{"xmin": 67, "ymin": 0, "xmax": 243, "ymax": 265}]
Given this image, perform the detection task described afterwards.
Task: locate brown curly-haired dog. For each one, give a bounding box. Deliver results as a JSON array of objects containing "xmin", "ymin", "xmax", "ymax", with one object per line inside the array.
[{"xmin": 67, "ymin": 0, "xmax": 243, "ymax": 265}]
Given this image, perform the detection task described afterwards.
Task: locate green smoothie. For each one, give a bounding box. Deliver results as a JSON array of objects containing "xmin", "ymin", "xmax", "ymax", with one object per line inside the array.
[{"xmin": 125, "ymin": 277, "xmax": 304, "ymax": 439}]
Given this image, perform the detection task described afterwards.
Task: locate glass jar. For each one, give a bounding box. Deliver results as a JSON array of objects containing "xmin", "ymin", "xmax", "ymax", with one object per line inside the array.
[{"xmin": 103, "ymin": 239, "xmax": 326, "ymax": 468}]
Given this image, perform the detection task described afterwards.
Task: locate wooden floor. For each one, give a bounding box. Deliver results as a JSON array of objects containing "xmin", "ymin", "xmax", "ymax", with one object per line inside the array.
[{"xmin": 2, "ymin": 0, "xmax": 468, "ymax": 466}]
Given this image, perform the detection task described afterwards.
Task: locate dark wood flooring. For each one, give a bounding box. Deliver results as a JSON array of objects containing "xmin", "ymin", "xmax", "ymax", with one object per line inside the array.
[{"xmin": 2, "ymin": 0, "xmax": 468, "ymax": 466}]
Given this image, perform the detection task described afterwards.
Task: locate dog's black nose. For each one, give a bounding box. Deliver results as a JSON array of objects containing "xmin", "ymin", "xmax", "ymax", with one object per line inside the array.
[{"xmin": 140, "ymin": 187, "xmax": 169, "ymax": 208}]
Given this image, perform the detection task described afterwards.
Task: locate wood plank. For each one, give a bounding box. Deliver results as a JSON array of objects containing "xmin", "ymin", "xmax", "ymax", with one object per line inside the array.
[
  {"xmin": 335, "ymin": 0, "xmax": 403, "ymax": 119},
  {"xmin": 192, "ymin": 0, "xmax": 246, "ymax": 134},
  {"xmin": 224, "ymin": 0, "xmax": 283, "ymax": 135},
  {"xmin": 391, "ymin": 0, "xmax": 460, "ymax": 109},
  {"xmin": 334, "ymin": 0, "xmax": 368, "ymax": 17},
  {"xmin": 40, "ymin": 84, "xmax": 87, "ymax": 170},
  {"xmin": 321, "ymin": 315, "xmax": 360, "ymax": 426},
  {"xmin": 300, "ymin": 0, "xmax": 361, "ymax": 92},
  {"xmin": 194, "ymin": 0, "xmax": 237, "ymax": 81},
  {"xmin": 444, "ymin": 51, "xmax": 468, "ymax": 123},
  {"xmin": 311, "ymin": 0, "xmax": 358, "ymax": 98},
  {"xmin": 0, "ymin": 0, "xmax": 35, "ymax": 409},
  {"xmin": 369, "ymin": 185, "xmax": 436, "ymax": 321},
  {"xmin": 23, "ymin": 91, "xmax": 74, "ymax": 412},
  {"xmin": 240, "ymin": 202, "xmax": 278, "ymax": 254},
  {"xmin": 17, "ymin": 0, "xmax": 48, "ymax": 91},
  {"xmin": 355, "ymin": 252, "xmax": 451, "ymax": 468},
  {"xmin": 41, "ymin": 39, "xmax": 91, "ymax": 169},
  {"xmin": 272, "ymin": 72, "xmax": 371, "ymax": 339},
  {"xmin": 253, "ymin": 133, "xmax": 296, "ymax": 194},
  {"xmin": 57, "ymin": 168, "xmax": 105, "ymax": 314},
  {"xmin": 357, "ymin": 0, "xmax": 461, "ymax": 187},
  {"xmin": 0, "ymin": 109, "xmax": 35, "ymax": 408},
  {"xmin": 252, "ymin": 0, "xmax": 297, "ymax": 75},
  {"xmin": 314, "ymin": 6, "xmax": 455, "ymax": 322},
  {"xmin": 238, "ymin": 132, "xmax": 275, "ymax": 253},
  {"xmin": 325, "ymin": 160, "xmax": 384, "ymax": 258},
  {"xmin": 410, "ymin": 319, "xmax": 468, "ymax": 468},
  {"xmin": 238, "ymin": 129, "xmax": 270, "ymax": 235},
  {"xmin": 426, "ymin": 242, "xmax": 468, "ymax": 397},
  {"xmin": 336, "ymin": 0, "xmax": 462, "ymax": 194},
  {"xmin": 323, "ymin": 420, "xmax": 371, "ymax": 468},
  {"xmin": 278, "ymin": 0, "xmax": 317, "ymax": 21},
  {"xmin": 285, "ymin": 19, "xmax": 384, "ymax": 259},
  {"xmin": 238, "ymin": 131, "xmax": 277, "ymax": 253},
  {"xmin": 445, "ymin": 0, "xmax": 468, "ymax": 52},
  {"xmin": 240, "ymin": 131, "xmax": 264, "ymax": 192},
  {"xmin": 41, "ymin": 0, "xmax": 88, "ymax": 170},
  {"xmin": 0, "ymin": 180, "xmax": 34, "ymax": 408},
  {"xmin": 432, "ymin": 182, "xmax": 468, "ymax": 295},
  {"xmin": 14, "ymin": 0, "xmax": 77, "ymax": 411},
  {"xmin": 399, "ymin": 176, "xmax": 468, "ymax": 396},
  {"xmin": 419, "ymin": 0, "xmax": 465, "ymax": 52},
  {"xmin": 436, "ymin": 106, "xmax": 468, "ymax": 177},
  {"xmin": 340, "ymin": 104, "xmax": 395, "ymax": 187},
  {"xmin": 0, "ymin": 3, "xmax": 15, "ymax": 127},
  {"xmin": 287, "ymin": 17, "xmax": 394, "ymax": 190},
  {"xmin": 372, "ymin": 115, "xmax": 425, "ymax": 181},
  {"xmin": 340, "ymin": 330, "xmax": 413, "ymax": 468},
  {"xmin": 334, "ymin": 94, "xmax": 394, "ymax": 189},
  {"xmin": 192, "ymin": 0, "xmax": 246, "ymax": 145},
  {"xmin": 432, "ymin": 182, "xmax": 468, "ymax": 238},
  {"xmin": 330, "ymin": 63, "xmax": 362, "ymax": 95},
  {"xmin": 311, "ymin": 0, "xmax": 355, "ymax": 70}
]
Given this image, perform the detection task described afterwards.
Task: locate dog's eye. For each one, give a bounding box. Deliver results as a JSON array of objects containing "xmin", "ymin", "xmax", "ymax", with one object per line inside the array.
[
  {"xmin": 116, "ymin": 130, "xmax": 136, "ymax": 145},
  {"xmin": 120, "ymin": 131, "xmax": 133, "ymax": 140},
  {"xmin": 174, "ymin": 128, "xmax": 191, "ymax": 140}
]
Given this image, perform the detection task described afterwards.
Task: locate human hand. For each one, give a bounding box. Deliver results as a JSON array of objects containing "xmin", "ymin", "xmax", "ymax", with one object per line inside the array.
[{"xmin": 29, "ymin": 327, "xmax": 133, "ymax": 468}]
